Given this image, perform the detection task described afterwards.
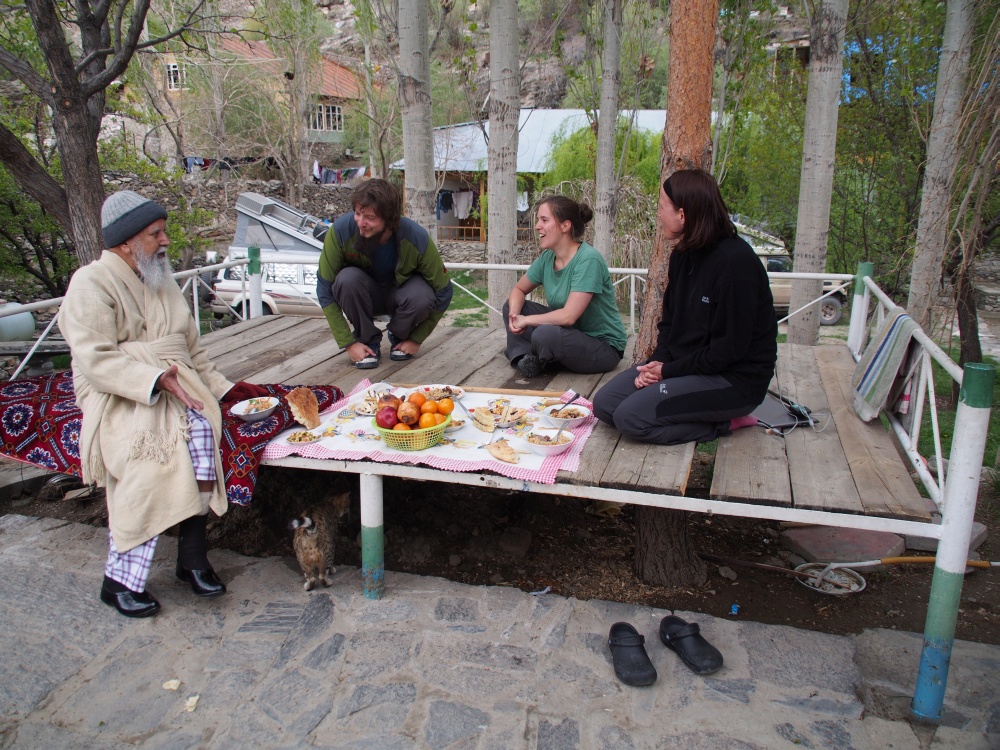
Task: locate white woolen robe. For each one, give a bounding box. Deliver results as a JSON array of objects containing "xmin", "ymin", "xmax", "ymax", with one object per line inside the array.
[{"xmin": 59, "ymin": 251, "xmax": 233, "ymax": 551}]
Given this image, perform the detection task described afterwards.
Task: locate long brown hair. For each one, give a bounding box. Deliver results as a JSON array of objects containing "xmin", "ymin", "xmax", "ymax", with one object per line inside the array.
[
  {"xmin": 351, "ymin": 179, "xmax": 401, "ymax": 234},
  {"xmin": 662, "ymin": 169, "xmax": 735, "ymax": 253}
]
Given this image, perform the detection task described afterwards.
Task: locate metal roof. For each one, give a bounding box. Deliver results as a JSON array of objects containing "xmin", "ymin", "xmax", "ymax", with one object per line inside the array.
[{"xmin": 391, "ymin": 108, "xmax": 666, "ymax": 174}]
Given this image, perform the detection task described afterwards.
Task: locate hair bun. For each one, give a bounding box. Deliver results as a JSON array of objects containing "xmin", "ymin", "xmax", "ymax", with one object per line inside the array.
[{"xmin": 578, "ymin": 203, "xmax": 594, "ymax": 224}]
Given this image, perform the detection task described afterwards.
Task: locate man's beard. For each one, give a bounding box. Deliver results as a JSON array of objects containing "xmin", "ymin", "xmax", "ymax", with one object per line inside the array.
[
  {"xmin": 134, "ymin": 249, "xmax": 172, "ymax": 291},
  {"xmin": 354, "ymin": 232, "xmax": 381, "ymax": 258}
]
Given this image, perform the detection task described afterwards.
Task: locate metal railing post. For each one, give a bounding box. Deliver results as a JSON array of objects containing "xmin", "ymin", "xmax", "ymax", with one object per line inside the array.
[
  {"xmin": 248, "ymin": 246, "xmax": 263, "ymax": 319},
  {"xmin": 360, "ymin": 473, "xmax": 385, "ymax": 599},
  {"xmin": 847, "ymin": 262, "xmax": 873, "ymax": 357},
  {"xmin": 911, "ymin": 362, "xmax": 996, "ymax": 723}
]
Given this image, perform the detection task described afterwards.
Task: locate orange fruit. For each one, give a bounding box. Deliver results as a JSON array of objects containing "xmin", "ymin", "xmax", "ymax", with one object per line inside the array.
[
  {"xmin": 408, "ymin": 392, "xmax": 426, "ymax": 407},
  {"xmin": 437, "ymin": 398, "xmax": 454, "ymax": 415},
  {"xmin": 392, "ymin": 422, "xmax": 411, "ymax": 431},
  {"xmin": 418, "ymin": 413, "xmax": 437, "ymax": 429},
  {"xmin": 434, "ymin": 413, "xmax": 446, "ymax": 425},
  {"xmin": 420, "ymin": 400, "xmax": 438, "ymax": 414}
]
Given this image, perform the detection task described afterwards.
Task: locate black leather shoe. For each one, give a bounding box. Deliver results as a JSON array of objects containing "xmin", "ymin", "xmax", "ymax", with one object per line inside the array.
[
  {"xmin": 100, "ymin": 584, "xmax": 161, "ymax": 618},
  {"xmin": 176, "ymin": 566, "xmax": 226, "ymax": 597}
]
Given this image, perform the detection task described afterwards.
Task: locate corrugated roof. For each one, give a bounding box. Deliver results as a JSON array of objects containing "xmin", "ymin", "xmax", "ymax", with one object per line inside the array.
[
  {"xmin": 392, "ymin": 108, "xmax": 666, "ymax": 174},
  {"xmin": 217, "ymin": 36, "xmax": 361, "ymax": 100}
]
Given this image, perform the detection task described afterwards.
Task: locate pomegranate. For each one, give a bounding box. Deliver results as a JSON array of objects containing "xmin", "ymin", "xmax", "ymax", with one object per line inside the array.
[
  {"xmin": 396, "ymin": 401, "xmax": 421, "ymax": 425},
  {"xmin": 375, "ymin": 406, "xmax": 399, "ymax": 429},
  {"xmin": 378, "ymin": 394, "xmax": 402, "ymax": 411}
]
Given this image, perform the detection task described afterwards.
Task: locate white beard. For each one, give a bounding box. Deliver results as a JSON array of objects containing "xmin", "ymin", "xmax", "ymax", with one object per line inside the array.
[{"xmin": 134, "ymin": 249, "xmax": 171, "ymax": 291}]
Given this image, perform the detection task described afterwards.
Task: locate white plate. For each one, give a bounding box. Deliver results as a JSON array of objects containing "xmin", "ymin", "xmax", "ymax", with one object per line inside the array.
[
  {"xmin": 414, "ymin": 384, "xmax": 465, "ymax": 401},
  {"xmin": 354, "ymin": 401, "xmax": 380, "ymax": 417},
  {"xmin": 444, "ymin": 418, "xmax": 466, "ymax": 432},
  {"xmin": 542, "ymin": 404, "xmax": 591, "ymax": 428},
  {"xmin": 522, "ymin": 430, "xmax": 575, "ymax": 456},
  {"xmin": 230, "ymin": 397, "xmax": 279, "ymax": 422}
]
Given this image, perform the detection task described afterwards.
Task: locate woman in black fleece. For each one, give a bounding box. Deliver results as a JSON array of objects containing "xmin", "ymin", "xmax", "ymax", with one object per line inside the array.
[{"xmin": 593, "ymin": 169, "xmax": 777, "ymax": 445}]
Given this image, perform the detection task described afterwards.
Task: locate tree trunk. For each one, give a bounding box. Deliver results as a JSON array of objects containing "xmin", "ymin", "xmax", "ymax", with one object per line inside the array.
[
  {"xmin": 485, "ymin": 0, "xmax": 521, "ymax": 329},
  {"xmin": 593, "ymin": 0, "xmax": 622, "ymax": 259},
  {"xmin": 907, "ymin": 0, "xmax": 975, "ymax": 328},
  {"xmin": 51, "ymin": 100, "xmax": 105, "ymax": 263},
  {"xmin": 397, "ymin": 0, "xmax": 436, "ymax": 233},
  {"xmin": 632, "ymin": 0, "xmax": 717, "ymax": 589},
  {"xmin": 787, "ymin": 0, "xmax": 847, "ymax": 346},
  {"xmin": 635, "ymin": 506, "xmax": 708, "ymax": 586}
]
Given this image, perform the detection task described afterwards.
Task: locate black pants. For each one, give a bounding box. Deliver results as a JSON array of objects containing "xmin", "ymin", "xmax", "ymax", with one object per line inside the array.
[
  {"xmin": 593, "ymin": 367, "xmax": 762, "ymax": 445},
  {"xmin": 502, "ymin": 300, "xmax": 622, "ymax": 374}
]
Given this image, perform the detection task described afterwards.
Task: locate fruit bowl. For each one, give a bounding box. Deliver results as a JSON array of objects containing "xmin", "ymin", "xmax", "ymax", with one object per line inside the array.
[
  {"xmin": 522, "ymin": 430, "xmax": 576, "ymax": 456},
  {"xmin": 230, "ymin": 397, "xmax": 279, "ymax": 422},
  {"xmin": 372, "ymin": 415, "xmax": 451, "ymax": 451},
  {"xmin": 542, "ymin": 404, "xmax": 591, "ymax": 428}
]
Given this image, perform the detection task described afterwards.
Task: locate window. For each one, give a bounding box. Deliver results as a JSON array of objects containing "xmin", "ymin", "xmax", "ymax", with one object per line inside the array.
[
  {"xmin": 310, "ymin": 103, "xmax": 343, "ymax": 132},
  {"xmin": 165, "ymin": 63, "xmax": 185, "ymax": 91}
]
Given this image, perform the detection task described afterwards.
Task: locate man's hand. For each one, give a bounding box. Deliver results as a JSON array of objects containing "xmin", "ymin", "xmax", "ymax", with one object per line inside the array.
[
  {"xmin": 156, "ymin": 365, "xmax": 205, "ymax": 411},
  {"xmin": 393, "ymin": 339, "xmax": 421, "ymax": 357},
  {"xmin": 346, "ymin": 341, "xmax": 377, "ymax": 363},
  {"xmin": 225, "ymin": 382, "xmax": 269, "ymax": 402},
  {"xmin": 634, "ymin": 361, "xmax": 664, "ymax": 390}
]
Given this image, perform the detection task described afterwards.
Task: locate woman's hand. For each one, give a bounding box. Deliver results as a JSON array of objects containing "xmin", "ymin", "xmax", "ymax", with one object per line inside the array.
[
  {"xmin": 156, "ymin": 365, "xmax": 205, "ymax": 411},
  {"xmin": 509, "ymin": 313, "xmax": 529, "ymax": 334},
  {"xmin": 634, "ymin": 361, "xmax": 663, "ymax": 389}
]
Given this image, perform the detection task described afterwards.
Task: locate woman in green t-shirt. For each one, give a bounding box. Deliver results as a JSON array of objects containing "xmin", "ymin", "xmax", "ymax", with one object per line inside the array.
[{"xmin": 503, "ymin": 196, "xmax": 627, "ymax": 378}]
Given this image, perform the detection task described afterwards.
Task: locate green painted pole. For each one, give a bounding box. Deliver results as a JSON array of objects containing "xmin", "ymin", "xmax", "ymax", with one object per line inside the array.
[{"xmin": 912, "ymin": 363, "xmax": 995, "ymax": 722}]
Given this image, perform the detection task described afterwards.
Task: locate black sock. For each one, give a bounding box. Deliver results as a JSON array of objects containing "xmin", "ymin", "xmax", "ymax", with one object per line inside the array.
[
  {"xmin": 177, "ymin": 514, "xmax": 210, "ymax": 569},
  {"xmin": 102, "ymin": 575, "xmax": 128, "ymax": 593}
]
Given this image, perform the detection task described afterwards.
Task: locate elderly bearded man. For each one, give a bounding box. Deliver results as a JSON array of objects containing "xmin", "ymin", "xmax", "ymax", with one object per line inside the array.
[{"xmin": 59, "ymin": 191, "xmax": 269, "ymax": 618}]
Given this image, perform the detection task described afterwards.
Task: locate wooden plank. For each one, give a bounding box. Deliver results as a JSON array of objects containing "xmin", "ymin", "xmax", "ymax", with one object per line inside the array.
[
  {"xmin": 203, "ymin": 316, "xmax": 306, "ymax": 359},
  {"xmin": 391, "ymin": 327, "xmax": 495, "ymax": 385},
  {"xmin": 711, "ymin": 424, "xmax": 792, "ymax": 506},
  {"xmin": 599, "ymin": 438, "xmax": 694, "ymax": 496},
  {"xmin": 211, "ymin": 317, "xmax": 319, "ymax": 378},
  {"xmin": 233, "ymin": 320, "xmax": 334, "ymax": 384},
  {"xmin": 777, "ymin": 344, "xmax": 865, "ymax": 514},
  {"xmin": 560, "ymin": 419, "xmax": 622, "ymax": 487},
  {"xmin": 200, "ymin": 314, "xmax": 276, "ymax": 345},
  {"xmin": 813, "ymin": 345, "xmax": 930, "ymax": 521}
]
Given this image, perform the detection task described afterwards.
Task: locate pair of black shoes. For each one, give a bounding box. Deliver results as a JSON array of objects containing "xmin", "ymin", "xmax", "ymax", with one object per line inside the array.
[
  {"xmin": 100, "ymin": 567, "xmax": 226, "ymax": 618},
  {"xmin": 608, "ymin": 616, "xmax": 724, "ymax": 687}
]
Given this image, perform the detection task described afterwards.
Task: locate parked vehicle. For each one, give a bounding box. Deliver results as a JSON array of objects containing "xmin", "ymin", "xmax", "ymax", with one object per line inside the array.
[
  {"xmin": 211, "ymin": 192, "xmax": 329, "ymax": 318},
  {"xmin": 210, "ymin": 253, "xmax": 322, "ymax": 318},
  {"xmin": 735, "ymin": 221, "xmax": 846, "ymax": 326}
]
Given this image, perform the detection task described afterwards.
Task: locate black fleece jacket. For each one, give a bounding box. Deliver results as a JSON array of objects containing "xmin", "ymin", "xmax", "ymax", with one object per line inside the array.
[{"xmin": 649, "ymin": 235, "xmax": 777, "ymax": 399}]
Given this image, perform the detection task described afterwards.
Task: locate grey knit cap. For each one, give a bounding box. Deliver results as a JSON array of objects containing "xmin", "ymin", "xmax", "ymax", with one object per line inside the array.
[{"xmin": 101, "ymin": 190, "xmax": 169, "ymax": 248}]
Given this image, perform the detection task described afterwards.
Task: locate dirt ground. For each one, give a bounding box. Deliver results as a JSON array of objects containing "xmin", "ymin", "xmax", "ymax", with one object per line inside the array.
[{"xmin": 6, "ymin": 454, "xmax": 999, "ymax": 646}]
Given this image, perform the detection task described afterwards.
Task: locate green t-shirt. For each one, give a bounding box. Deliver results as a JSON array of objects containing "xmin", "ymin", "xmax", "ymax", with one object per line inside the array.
[{"xmin": 526, "ymin": 241, "xmax": 627, "ymax": 352}]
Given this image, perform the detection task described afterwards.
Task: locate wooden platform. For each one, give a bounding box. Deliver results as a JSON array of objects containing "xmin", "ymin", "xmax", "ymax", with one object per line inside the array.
[{"xmin": 202, "ymin": 316, "xmax": 932, "ymax": 523}]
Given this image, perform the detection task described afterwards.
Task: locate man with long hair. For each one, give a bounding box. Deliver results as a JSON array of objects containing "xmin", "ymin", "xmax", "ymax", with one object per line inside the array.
[{"xmin": 316, "ymin": 179, "xmax": 453, "ymax": 369}]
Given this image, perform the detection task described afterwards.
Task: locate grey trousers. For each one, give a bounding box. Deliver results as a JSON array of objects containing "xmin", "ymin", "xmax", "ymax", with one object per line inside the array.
[
  {"xmin": 593, "ymin": 367, "xmax": 762, "ymax": 445},
  {"xmin": 331, "ymin": 267, "xmax": 437, "ymax": 348},
  {"xmin": 502, "ymin": 300, "xmax": 622, "ymax": 374}
]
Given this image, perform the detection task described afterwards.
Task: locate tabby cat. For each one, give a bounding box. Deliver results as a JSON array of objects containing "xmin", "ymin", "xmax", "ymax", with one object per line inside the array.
[{"xmin": 289, "ymin": 492, "xmax": 351, "ymax": 591}]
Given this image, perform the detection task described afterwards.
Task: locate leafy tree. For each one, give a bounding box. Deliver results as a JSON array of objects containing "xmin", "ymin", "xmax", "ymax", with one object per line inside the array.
[
  {"xmin": 0, "ymin": 0, "xmax": 211, "ymax": 263},
  {"xmin": 543, "ymin": 121, "xmax": 662, "ymax": 195}
]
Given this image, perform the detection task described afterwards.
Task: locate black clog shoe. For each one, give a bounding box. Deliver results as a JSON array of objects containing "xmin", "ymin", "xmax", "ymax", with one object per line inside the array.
[
  {"xmin": 100, "ymin": 581, "xmax": 161, "ymax": 618},
  {"xmin": 176, "ymin": 566, "xmax": 227, "ymax": 597}
]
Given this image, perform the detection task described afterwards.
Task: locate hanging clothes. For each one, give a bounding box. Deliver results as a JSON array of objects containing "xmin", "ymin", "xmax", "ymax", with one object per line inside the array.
[
  {"xmin": 453, "ymin": 191, "xmax": 474, "ymax": 220},
  {"xmin": 436, "ymin": 190, "xmax": 454, "ymax": 219}
]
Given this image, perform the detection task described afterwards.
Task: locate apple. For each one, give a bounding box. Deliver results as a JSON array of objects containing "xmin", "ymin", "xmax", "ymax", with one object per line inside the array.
[{"xmin": 375, "ymin": 406, "xmax": 399, "ymax": 429}]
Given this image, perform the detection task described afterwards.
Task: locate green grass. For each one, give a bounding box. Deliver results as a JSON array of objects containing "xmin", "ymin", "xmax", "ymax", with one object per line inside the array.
[
  {"xmin": 50, "ymin": 354, "xmax": 71, "ymax": 369},
  {"xmin": 448, "ymin": 270, "xmax": 490, "ymax": 327}
]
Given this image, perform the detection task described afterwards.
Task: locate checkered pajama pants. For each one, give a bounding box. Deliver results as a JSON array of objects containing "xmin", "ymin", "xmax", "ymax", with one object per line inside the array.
[{"xmin": 105, "ymin": 409, "xmax": 216, "ymax": 592}]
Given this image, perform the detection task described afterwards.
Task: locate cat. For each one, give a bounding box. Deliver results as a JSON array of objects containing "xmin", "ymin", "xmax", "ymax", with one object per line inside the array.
[{"xmin": 289, "ymin": 492, "xmax": 351, "ymax": 591}]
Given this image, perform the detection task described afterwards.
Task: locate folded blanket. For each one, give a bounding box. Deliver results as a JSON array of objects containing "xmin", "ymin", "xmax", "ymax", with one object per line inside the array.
[
  {"xmin": 851, "ymin": 308, "xmax": 919, "ymax": 422},
  {"xmin": 0, "ymin": 372, "xmax": 342, "ymax": 506}
]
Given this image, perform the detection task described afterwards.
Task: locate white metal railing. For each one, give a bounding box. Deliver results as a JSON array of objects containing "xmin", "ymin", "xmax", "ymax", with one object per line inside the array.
[
  {"xmin": 1, "ymin": 260, "xmax": 854, "ymax": 379},
  {"xmin": 845, "ymin": 272, "xmax": 965, "ymax": 512}
]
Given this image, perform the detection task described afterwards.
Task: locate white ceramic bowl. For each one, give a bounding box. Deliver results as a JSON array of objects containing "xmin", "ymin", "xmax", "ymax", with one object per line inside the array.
[
  {"xmin": 542, "ymin": 404, "xmax": 591, "ymax": 428},
  {"xmin": 230, "ymin": 396, "xmax": 279, "ymax": 422},
  {"xmin": 523, "ymin": 430, "xmax": 575, "ymax": 456}
]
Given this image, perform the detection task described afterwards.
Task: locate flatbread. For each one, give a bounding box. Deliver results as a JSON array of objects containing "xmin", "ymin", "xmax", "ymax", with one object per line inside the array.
[{"xmin": 287, "ymin": 387, "xmax": 320, "ymax": 429}]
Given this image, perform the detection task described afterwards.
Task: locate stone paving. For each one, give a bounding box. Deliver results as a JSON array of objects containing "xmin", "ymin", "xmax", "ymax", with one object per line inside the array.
[{"xmin": 0, "ymin": 513, "xmax": 997, "ymax": 749}]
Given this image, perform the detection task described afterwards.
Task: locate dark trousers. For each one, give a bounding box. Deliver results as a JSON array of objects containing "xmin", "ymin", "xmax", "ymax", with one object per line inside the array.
[
  {"xmin": 593, "ymin": 367, "xmax": 762, "ymax": 445},
  {"xmin": 502, "ymin": 300, "xmax": 622, "ymax": 374},
  {"xmin": 332, "ymin": 267, "xmax": 436, "ymax": 348}
]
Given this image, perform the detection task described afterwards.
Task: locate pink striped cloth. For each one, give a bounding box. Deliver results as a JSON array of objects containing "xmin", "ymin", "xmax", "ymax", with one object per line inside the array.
[{"xmin": 261, "ymin": 380, "xmax": 596, "ymax": 484}]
